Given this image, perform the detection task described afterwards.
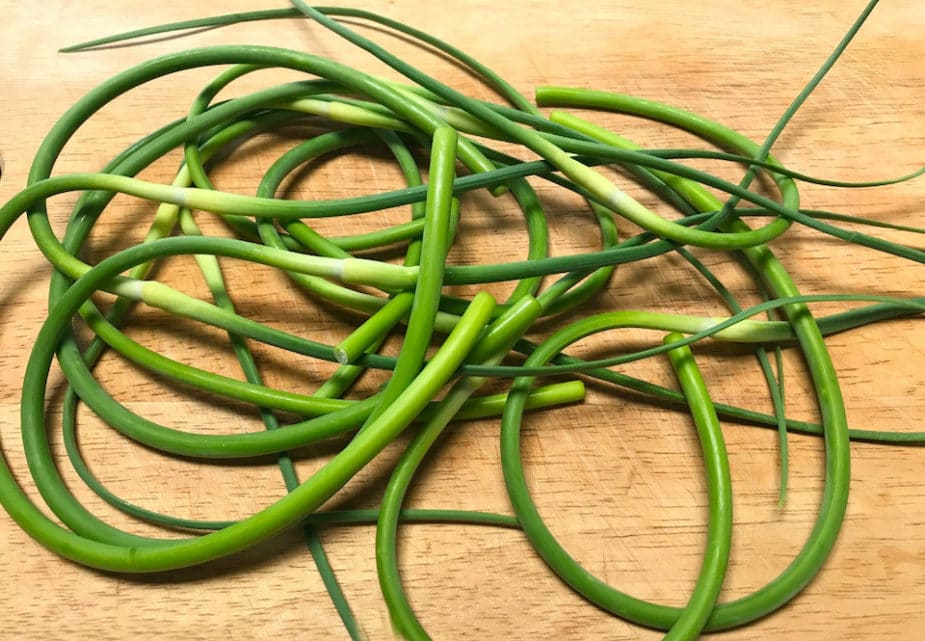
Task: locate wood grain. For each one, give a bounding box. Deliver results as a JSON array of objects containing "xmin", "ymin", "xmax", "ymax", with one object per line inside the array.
[{"xmin": 1, "ymin": 1, "xmax": 923, "ymax": 640}]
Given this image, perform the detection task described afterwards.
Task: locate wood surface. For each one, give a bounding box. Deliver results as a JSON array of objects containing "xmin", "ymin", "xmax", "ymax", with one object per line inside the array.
[{"xmin": 1, "ymin": 1, "xmax": 923, "ymax": 639}]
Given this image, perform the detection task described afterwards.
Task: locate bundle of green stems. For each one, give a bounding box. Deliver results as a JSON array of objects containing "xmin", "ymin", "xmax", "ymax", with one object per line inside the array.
[{"xmin": 1, "ymin": 2, "xmax": 922, "ymax": 640}]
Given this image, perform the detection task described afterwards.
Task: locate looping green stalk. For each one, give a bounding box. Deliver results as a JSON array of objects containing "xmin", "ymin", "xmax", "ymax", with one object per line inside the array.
[{"xmin": 662, "ymin": 333, "xmax": 732, "ymax": 641}]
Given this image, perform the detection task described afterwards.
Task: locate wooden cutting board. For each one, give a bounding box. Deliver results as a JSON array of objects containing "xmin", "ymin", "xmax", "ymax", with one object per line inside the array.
[{"xmin": 1, "ymin": 1, "xmax": 922, "ymax": 639}]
